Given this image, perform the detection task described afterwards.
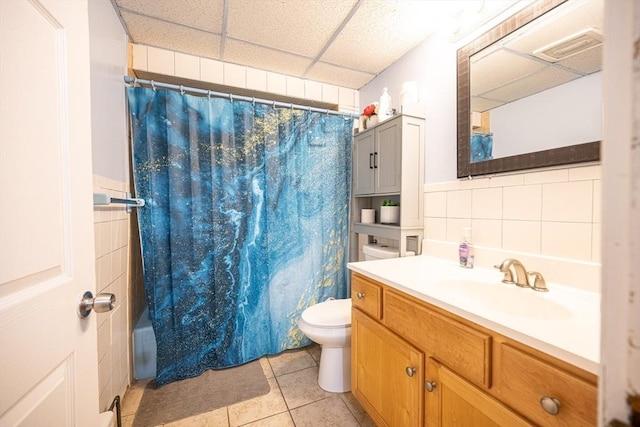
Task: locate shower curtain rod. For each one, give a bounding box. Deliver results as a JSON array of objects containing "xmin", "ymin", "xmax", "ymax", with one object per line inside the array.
[{"xmin": 123, "ymin": 76, "xmax": 359, "ymax": 119}]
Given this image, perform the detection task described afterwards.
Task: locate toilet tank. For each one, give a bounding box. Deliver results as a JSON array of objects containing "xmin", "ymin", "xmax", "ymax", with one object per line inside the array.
[{"xmin": 363, "ymin": 244, "xmax": 415, "ymax": 260}]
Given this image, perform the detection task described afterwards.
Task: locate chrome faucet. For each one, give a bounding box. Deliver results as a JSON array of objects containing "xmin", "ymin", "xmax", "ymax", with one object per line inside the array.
[
  {"xmin": 495, "ymin": 258, "xmax": 529, "ymax": 287},
  {"xmin": 494, "ymin": 258, "xmax": 549, "ymax": 292}
]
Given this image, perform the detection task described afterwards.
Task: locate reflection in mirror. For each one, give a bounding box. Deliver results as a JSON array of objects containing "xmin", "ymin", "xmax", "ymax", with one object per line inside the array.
[{"xmin": 457, "ymin": 0, "xmax": 601, "ymax": 178}]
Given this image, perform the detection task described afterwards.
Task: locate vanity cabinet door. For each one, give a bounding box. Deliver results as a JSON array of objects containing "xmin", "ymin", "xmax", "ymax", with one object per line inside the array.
[
  {"xmin": 425, "ymin": 358, "xmax": 534, "ymax": 427},
  {"xmin": 352, "ymin": 308, "xmax": 423, "ymax": 427}
]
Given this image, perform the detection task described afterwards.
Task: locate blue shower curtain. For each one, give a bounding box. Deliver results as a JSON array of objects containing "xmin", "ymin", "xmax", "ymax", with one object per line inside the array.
[{"xmin": 127, "ymin": 87, "xmax": 353, "ymax": 386}]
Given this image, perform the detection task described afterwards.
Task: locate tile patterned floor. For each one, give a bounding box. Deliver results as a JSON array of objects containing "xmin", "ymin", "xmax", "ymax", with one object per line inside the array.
[{"xmin": 120, "ymin": 345, "xmax": 375, "ymax": 427}]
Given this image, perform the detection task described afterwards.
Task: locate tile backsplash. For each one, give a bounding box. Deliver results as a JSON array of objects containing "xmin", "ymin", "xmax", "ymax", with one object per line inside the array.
[{"xmin": 423, "ymin": 164, "xmax": 601, "ymax": 293}]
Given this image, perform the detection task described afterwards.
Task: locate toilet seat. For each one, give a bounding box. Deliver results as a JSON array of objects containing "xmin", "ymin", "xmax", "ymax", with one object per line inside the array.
[{"xmin": 300, "ymin": 298, "xmax": 351, "ymax": 328}]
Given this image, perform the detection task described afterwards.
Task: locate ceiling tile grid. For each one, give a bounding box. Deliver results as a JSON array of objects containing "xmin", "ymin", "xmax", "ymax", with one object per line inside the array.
[{"xmin": 112, "ymin": 0, "xmax": 473, "ymax": 89}]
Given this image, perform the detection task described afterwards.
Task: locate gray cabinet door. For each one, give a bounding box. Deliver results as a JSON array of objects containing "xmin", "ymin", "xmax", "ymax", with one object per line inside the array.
[
  {"xmin": 375, "ymin": 119, "xmax": 402, "ymax": 194},
  {"xmin": 353, "ymin": 131, "xmax": 375, "ymax": 195}
]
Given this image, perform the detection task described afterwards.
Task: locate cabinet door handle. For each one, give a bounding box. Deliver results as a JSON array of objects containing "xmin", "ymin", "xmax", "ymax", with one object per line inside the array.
[
  {"xmin": 369, "ymin": 153, "xmax": 374, "ymax": 169},
  {"xmin": 405, "ymin": 367, "xmax": 416, "ymax": 377},
  {"xmin": 540, "ymin": 396, "xmax": 561, "ymax": 415},
  {"xmin": 374, "ymin": 152, "xmax": 378, "ymax": 168},
  {"xmin": 356, "ymin": 292, "xmax": 365, "ymax": 299},
  {"xmin": 425, "ymin": 380, "xmax": 436, "ymax": 392}
]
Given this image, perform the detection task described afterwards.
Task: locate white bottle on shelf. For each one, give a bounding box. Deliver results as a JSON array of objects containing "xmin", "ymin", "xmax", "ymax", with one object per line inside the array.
[{"xmin": 379, "ymin": 87, "xmax": 391, "ymax": 121}]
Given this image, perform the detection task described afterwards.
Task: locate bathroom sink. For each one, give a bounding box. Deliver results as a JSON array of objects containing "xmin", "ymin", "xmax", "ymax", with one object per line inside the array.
[{"xmin": 435, "ymin": 279, "xmax": 572, "ymax": 320}]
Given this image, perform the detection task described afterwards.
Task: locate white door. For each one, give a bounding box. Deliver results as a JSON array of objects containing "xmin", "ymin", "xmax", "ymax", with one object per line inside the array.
[{"xmin": 0, "ymin": 0, "xmax": 99, "ymax": 425}]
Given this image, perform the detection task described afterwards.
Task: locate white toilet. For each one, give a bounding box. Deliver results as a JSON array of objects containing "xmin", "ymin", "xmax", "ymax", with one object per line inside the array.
[
  {"xmin": 362, "ymin": 243, "xmax": 415, "ymax": 260},
  {"xmin": 298, "ymin": 298, "xmax": 352, "ymax": 392},
  {"xmin": 298, "ymin": 244, "xmax": 414, "ymax": 392}
]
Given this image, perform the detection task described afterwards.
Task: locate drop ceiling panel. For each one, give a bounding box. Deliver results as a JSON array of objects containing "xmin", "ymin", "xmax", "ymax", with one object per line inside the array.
[
  {"xmin": 471, "ymin": 97, "xmax": 505, "ymax": 113},
  {"xmin": 471, "ymin": 49, "xmax": 546, "ymax": 96},
  {"xmin": 226, "ymin": 0, "xmax": 356, "ymax": 58},
  {"xmin": 115, "ymin": 0, "xmax": 223, "ymax": 33},
  {"xmin": 484, "ymin": 66, "xmax": 580, "ymax": 104},
  {"xmin": 558, "ymin": 44, "xmax": 602, "ymax": 75},
  {"xmin": 223, "ymin": 39, "xmax": 313, "ymax": 77},
  {"xmin": 320, "ymin": 0, "xmax": 438, "ymax": 73},
  {"xmin": 504, "ymin": 0, "xmax": 603, "ymax": 57},
  {"xmin": 121, "ymin": 12, "xmax": 221, "ymax": 59},
  {"xmin": 305, "ymin": 61, "xmax": 374, "ymax": 89}
]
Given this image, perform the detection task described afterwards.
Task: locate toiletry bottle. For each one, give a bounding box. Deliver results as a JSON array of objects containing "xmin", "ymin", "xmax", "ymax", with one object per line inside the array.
[
  {"xmin": 459, "ymin": 227, "xmax": 474, "ymax": 268},
  {"xmin": 379, "ymin": 87, "xmax": 391, "ymax": 121}
]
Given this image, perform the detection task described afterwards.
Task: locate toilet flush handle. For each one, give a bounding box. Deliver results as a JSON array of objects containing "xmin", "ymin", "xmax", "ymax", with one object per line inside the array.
[{"xmin": 356, "ymin": 292, "xmax": 365, "ymax": 299}]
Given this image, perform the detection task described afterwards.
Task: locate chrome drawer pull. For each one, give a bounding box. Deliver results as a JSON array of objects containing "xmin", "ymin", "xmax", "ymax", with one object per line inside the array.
[
  {"xmin": 540, "ymin": 396, "xmax": 561, "ymax": 415},
  {"xmin": 356, "ymin": 292, "xmax": 365, "ymax": 299}
]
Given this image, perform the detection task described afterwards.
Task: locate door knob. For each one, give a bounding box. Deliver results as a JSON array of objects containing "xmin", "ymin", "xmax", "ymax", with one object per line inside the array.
[
  {"xmin": 405, "ymin": 366, "xmax": 416, "ymax": 377},
  {"xmin": 77, "ymin": 291, "xmax": 115, "ymax": 318},
  {"xmin": 356, "ymin": 292, "xmax": 365, "ymax": 299},
  {"xmin": 425, "ymin": 380, "xmax": 437, "ymax": 392}
]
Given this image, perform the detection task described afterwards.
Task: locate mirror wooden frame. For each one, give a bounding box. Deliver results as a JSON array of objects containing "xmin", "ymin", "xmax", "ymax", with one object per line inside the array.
[{"xmin": 456, "ymin": 0, "xmax": 600, "ymax": 178}]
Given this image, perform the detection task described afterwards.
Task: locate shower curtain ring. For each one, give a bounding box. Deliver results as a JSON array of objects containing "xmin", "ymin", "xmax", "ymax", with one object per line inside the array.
[
  {"xmin": 207, "ymin": 90, "xmax": 212, "ymax": 99},
  {"xmin": 133, "ymin": 77, "xmax": 138, "ymax": 87},
  {"xmin": 251, "ymin": 97, "xmax": 255, "ymax": 106},
  {"xmin": 290, "ymin": 103, "xmax": 294, "ymax": 110},
  {"xmin": 229, "ymin": 93, "xmax": 233, "ymax": 102},
  {"xmin": 180, "ymin": 85, "xmax": 185, "ymax": 95},
  {"xmin": 151, "ymin": 80, "xmax": 156, "ymax": 91},
  {"xmin": 272, "ymin": 100, "xmax": 276, "ymax": 109}
]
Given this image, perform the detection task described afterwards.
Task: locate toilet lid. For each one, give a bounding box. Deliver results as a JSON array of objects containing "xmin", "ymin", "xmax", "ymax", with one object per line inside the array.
[{"xmin": 301, "ymin": 298, "xmax": 352, "ymax": 328}]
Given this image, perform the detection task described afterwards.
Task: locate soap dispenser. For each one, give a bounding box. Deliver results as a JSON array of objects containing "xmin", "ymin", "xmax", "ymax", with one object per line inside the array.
[{"xmin": 458, "ymin": 227, "xmax": 474, "ymax": 268}]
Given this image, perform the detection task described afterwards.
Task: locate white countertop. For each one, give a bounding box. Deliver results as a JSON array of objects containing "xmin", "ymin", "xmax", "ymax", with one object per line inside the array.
[{"xmin": 347, "ymin": 255, "xmax": 600, "ymax": 375}]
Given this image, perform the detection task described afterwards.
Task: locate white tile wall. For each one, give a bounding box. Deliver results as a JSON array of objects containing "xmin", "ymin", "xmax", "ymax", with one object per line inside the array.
[
  {"xmin": 267, "ymin": 72, "xmax": 287, "ymax": 95},
  {"xmin": 446, "ymin": 190, "xmax": 472, "ymax": 218},
  {"xmin": 223, "ymin": 63, "xmax": 246, "ymax": 88},
  {"xmin": 146, "ymin": 46, "xmax": 175, "ymax": 76},
  {"xmin": 286, "ymin": 76, "xmax": 305, "ymax": 98},
  {"xmin": 424, "ymin": 164, "xmax": 602, "ymax": 292},
  {"xmin": 503, "ymin": 185, "xmax": 542, "ymax": 221},
  {"xmin": 174, "ymin": 52, "xmax": 200, "ymax": 80},
  {"xmin": 130, "ymin": 44, "xmax": 360, "ymax": 113},
  {"xmin": 93, "ymin": 175, "xmax": 131, "ymax": 411},
  {"xmin": 246, "ymin": 68, "xmax": 267, "ymax": 92},
  {"xmin": 200, "ymin": 58, "xmax": 224, "ymax": 85}
]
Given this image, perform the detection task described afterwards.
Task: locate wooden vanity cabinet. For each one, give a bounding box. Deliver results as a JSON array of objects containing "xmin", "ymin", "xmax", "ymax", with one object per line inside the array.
[{"xmin": 349, "ymin": 272, "xmax": 598, "ymax": 427}]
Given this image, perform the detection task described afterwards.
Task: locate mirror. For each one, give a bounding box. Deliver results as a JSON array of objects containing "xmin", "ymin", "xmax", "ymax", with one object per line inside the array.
[{"xmin": 457, "ymin": 0, "xmax": 601, "ymax": 178}]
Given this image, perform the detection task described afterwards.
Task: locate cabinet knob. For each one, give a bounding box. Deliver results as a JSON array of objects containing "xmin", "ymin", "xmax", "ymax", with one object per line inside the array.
[
  {"xmin": 405, "ymin": 367, "xmax": 416, "ymax": 377},
  {"xmin": 356, "ymin": 292, "xmax": 365, "ymax": 299},
  {"xmin": 425, "ymin": 380, "xmax": 436, "ymax": 392},
  {"xmin": 540, "ymin": 396, "xmax": 561, "ymax": 415}
]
